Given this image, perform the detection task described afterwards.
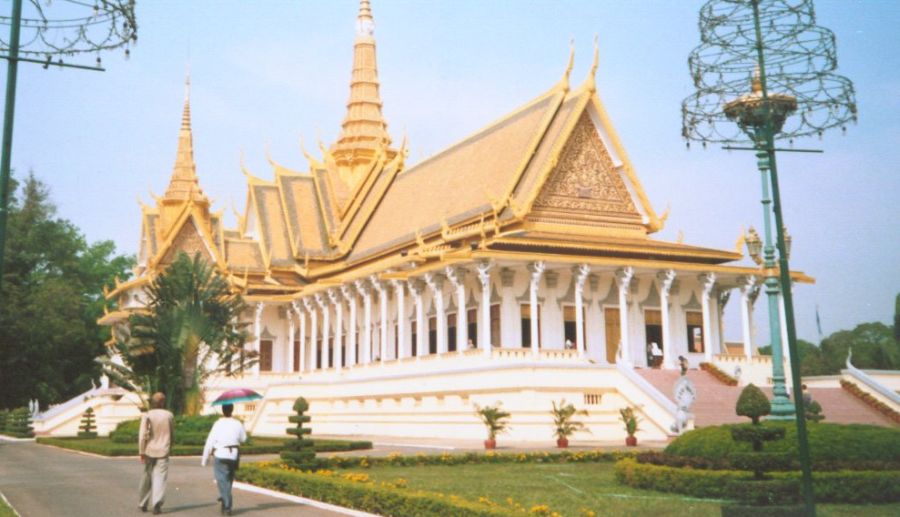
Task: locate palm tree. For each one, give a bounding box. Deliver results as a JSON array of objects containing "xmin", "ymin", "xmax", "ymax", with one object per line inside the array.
[
  {"xmin": 475, "ymin": 403, "xmax": 511, "ymax": 444},
  {"xmin": 550, "ymin": 399, "xmax": 588, "ymax": 443},
  {"xmin": 99, "ymin": 252, "xmax": 254, "ymax": 415}
]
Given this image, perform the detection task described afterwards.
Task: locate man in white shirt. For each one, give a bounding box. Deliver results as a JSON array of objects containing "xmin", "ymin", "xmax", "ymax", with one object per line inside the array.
[{"xmin": 201, "ymin": 404, "xmax": 247, "ymax": 516}]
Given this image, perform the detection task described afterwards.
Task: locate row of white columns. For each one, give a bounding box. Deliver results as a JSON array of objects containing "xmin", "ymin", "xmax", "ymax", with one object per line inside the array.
[
  {"xmin": 250, "ymin": 263, "xmax": 759, "ymax": 375},
  {"xmin": 254, "ymin": 263, "xmax": 497, "ymax": 374}
]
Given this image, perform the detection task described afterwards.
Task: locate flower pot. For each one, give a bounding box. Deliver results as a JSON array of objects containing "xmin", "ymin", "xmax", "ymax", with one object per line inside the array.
[
  {"xmin": 556, "ymin": 438, "xmax": 569, "ymax": 448},
  {"xmin": 484, "ymin": 439, "xmax": 496, "ymax": 449},
  {"xmin": 625, "ymin": 435, "xmax": 637, "ymax": 447}
]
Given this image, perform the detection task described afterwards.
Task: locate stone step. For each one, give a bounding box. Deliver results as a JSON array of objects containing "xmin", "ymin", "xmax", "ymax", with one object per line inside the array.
[{"xmin": 634, "ymin": 368, "xmax": 896, "ymax": 428}]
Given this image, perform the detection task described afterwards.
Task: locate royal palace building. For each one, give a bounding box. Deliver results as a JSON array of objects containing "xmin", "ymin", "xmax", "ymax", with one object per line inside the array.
[{"xmin": 99, "ymin": 1, "xmax": 815, "ymax": 442}]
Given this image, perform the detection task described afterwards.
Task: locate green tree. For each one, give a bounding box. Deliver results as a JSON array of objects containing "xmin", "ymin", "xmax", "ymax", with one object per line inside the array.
[
  {"xmin": 758, "ymin": 339, "xmax": 828, "ymax": 376},
  {"xmin": 100, "ymin": 252, "xmax": 253, "ymax": 415},
  {"xmin": 820, "ymin": 322, "xmax": 899, "ymax": 373},
  {"xmin": 0, "ymin": 173, "xmax": 133, "ymax": 410}
]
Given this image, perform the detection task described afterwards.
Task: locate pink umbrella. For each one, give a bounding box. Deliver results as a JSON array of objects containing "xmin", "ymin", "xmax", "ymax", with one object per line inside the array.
[{"xmin": 211, "ymin": 388, "xmax": 262, "ymax": 406}]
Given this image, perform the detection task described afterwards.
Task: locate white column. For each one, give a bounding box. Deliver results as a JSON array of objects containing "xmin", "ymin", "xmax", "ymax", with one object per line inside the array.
[
  {"xmin": 287, "ymin": 304, "xmax": 295, "ymax": 373},
  {"xmin": 446, "ymin": 266, "xmax": 467, "ymax": 353},
  {"xmin": 739, "ymin": 276, "xmax": 757, "ymax": 359},
  {"xmin": 393, "ymin": 280, "xmax": 408, "ymax": 359},
  {"xmin": 528, "ymin": 262, "xmax": 545, "ymax": 357},
  {"xmin": 778, "ymin": 292, "xmax": 792, "ymax": 390},
  {"xmin": 302, "ymin": 298, "xmax": 317, "ymax": 371},
  {"xmin": 700, "ymin": 272, "xmax": 717, "ymax": 363},
  {"xmin": 658, "ymin": 269, "xmax": 677, "ymax": 369},
  {"xmin": 476, "ymin": 261, "xmax": 492, "ymax": 356},
  {"xmin": 408, "ymin": 279, "xmax": 426, "ymax": 357},
  {"xmin": 371, "ymin": 276, "xmax": 388, "ymax": 363},
  {"xmin": 425, "ymin": 272, "xmax": 447, "ymax": 354},
  {"xmin": 615, "ymin": 267, "xmax": 633, "ymax": 365},
  {"xmin": 355, "ymin": 279, "xmax": 372, "ymax": 364},
  {"xmin": 328, "ymin": 289, "xmax": 343, "ymax": 372},
  {"xmin": 253, "ymin": 302, "xmax": 264, "ymax": 376},
  {"xmin": 292, "ymin": 301, "xmax": 305, "ymax": 373},
  {"xmin": 341, "ymin": 285, "xmax": 357, "ymax": 367},
  {"xmin": 316, "ymin": 293, "xmax": 331, "ymax": 369},
  {"xmin": 656, "ymin": 269, "xmax": 676, "ymax": 370},
  {"xmin": 573, "ymin": 264, "xmax": 590, "ymax": 357}
]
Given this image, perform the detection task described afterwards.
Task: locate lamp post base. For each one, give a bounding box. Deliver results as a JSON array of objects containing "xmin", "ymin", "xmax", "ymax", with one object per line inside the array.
[{"xmin": 768, "ymin": 396, "xmax": 796, "ymax": 420}]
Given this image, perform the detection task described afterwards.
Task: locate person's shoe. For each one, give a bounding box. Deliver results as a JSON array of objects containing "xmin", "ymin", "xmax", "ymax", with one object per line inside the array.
[
  {"xmin": 139, "ymin": 504, "xmax": 147, "ymax": 513},
  {"xmin": 152, "ymin": 503, "xmax": 162, "ymax": 515}
]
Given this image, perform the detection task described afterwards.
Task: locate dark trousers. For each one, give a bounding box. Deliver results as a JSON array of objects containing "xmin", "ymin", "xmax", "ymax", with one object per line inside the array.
[{"xmin": 213, "ymin": 457, "xmax": 238, "ymax": 510}]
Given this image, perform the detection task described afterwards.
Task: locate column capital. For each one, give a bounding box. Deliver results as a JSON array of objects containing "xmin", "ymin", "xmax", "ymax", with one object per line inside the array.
[
  {"xmin": 301, "ymin": 297, "xmax": 315, "ymax": 313},
  {"xmin": 254, "ymin": 301, "xmax": 265, "ymax": 317},
  {"xmin": 476, "ymin": 260, "xmax": 492, "ymax": 284},
  {"xmin": 340, "ymin": 283, "xmax": 356, "ymax": 302},
  {"xmin": 424, "ymin": 272, "xmax": 444, "ymax": 292},
  {"xmin": 290, "ymin": 300, "xmax": 303, "ymax": 314},
  {"xmin": 615, "ymin": 266, "xmax": 634, "ymax": 289},
  {"xmin": 573, "ymin": 264, "xmax": 591, "ymax": 287},
  {"xmin": 657, "ymin": 269, "xmax": 677, "ymax": 293},
  {"xmin": 327, "ymin": 288, "xmax": 341, "ymax": 306},
  {"xmin": 737, "ymin": 274, "xmax": 758, "ymax": 292},
  {"xmin": 354, "ymin": 278, "xmax": 371, "ymax": 297},
  {"xmin": 528, "ymin": 261, "xmax": 546, "ymax": 278},
  {"xmin": 370, "ymin": 274, "xmax": 386, "ymax": 294},
  {"xmin": 314, "ymin": 292, "xmax": 327, "ymax": 309},
  {"xmin": 407, "ymin": 278, "xmax": 424, "ymax": 297},
  {"xmin": 445, "ymin": 266, "xmax": 466, "ymax": 288},
  {"xmin": 391, "ymin": 278, "xmax": 406, "ymax": 293},
  {"xmin": 699, "ymin": 272, "xmax": 717, "ymax": 296}
]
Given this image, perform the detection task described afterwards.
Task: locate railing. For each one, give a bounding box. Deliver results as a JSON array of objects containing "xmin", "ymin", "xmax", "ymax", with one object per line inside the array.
[
  {"xmin": 616, "ymin": 362, "xmax": 678, "ymax": 416},
  {"xmin": 845, "ymin": 352, "xmax": 900, "ymax": 406}
]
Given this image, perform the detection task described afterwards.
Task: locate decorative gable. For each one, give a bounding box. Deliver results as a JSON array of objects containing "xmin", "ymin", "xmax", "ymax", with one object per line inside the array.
[
  {"xmin": 158, "ymin": 217, "xmax": 214, "ymax": 266},
  {"xmin": 529, "ymin": 111, "xmax": 643, "ymax": 230}
]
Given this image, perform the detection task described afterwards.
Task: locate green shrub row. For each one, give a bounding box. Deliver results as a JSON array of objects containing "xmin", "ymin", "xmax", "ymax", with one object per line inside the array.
[
  {"xmin": 322, "ymin": 449, "xmax": 631, "ymax": 470},
  {"xmin": 615, "ymin": 458, "xmax": 900, "ymax": 504},
  {"xmin": 635, "ymin": 450, "xmax": 899, "ymax": 472},
  {"xmin": 840, "ymin": 379, "xmax": 900, "ymax": 424},
  {"xmin": 237, "ymin": 463, "xmax": 515, "ymax": 517},
  {"xmin": 699, "ymin": 362, "xmax": 738, "ymax": 386},
  {"xmin": 665, "ymin": 422, "xmax": 900, "ymax": 463},
  {"xmin": 109, "ymin": 414, "xmax": 220, "ymax": 442},
  {"xmin": 2, "ymin": 407, "xmax": 34, "ymax": 438},
  {"xmin": 36, "ymin": 436, "xmax": 370, "ymax": 457}
]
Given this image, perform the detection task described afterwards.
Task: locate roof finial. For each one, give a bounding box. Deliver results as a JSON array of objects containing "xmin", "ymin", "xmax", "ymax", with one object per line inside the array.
[
  {"xmin": 560, "ymin": 38, "xmax": 575, "ymax": 90},
  {"xmin": 181, "ymin": 65, "xmax": 191, "ymax": 130},
  {"xmin": 584, "ymin": 35, "xmax": 599, "ymax": 91}
]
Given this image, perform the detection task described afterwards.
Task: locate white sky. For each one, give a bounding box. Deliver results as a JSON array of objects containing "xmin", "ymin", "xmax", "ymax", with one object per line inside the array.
[{"xmin": 5, "ymin": 0, "xmax": 899, "ymax": 342}]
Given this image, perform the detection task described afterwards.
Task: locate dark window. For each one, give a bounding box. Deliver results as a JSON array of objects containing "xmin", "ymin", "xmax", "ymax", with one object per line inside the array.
[
  {"xmin": 467, "ymin": 308, "xmax": 478, "ymax": 347},
  {"xmin": 260, "ymin": 340, "xmax": 273, "ymax": 372},
  {"xmin": 490, "ymin": 304, "xmax": 501, "ymax": 347},
  {"xmin": 411, "ymin": 321, "xmax": 419, "ymax": 356},
  {"xmin": 447, "ymin": 313, "xmax": 457, "ymax": 352},
  {"xmin": 428, "ymin": 316, "xmax": 437, "ymax": 354},
  {"xmin": 520, "ymin": 304, "xmax": 541, "ymax": 348},
  {"xmin": 292, "ymin": 340, "xmax": 300, "ymax": 372}
]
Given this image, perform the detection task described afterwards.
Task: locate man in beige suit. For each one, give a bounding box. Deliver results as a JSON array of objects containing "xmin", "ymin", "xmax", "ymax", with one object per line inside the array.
[{"xmin": 138, "ymin": 392, "xmax": 174, "ymax": 514}]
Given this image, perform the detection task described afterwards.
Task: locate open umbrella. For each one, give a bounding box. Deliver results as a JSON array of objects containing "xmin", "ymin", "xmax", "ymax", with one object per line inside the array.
[{"xmin": 211, "ymin": 388, "xmax": 263, "ymax": 406}]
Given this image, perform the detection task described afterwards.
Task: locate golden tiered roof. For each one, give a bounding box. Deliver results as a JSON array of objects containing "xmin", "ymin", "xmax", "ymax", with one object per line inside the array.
[{"xmin": 112, "ymin": 2, "xmax": 813, "ymax": 303}]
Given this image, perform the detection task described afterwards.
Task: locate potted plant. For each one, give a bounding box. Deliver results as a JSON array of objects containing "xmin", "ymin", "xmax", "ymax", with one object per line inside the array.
[
  {"xmin": 619, "ymin": 407, "xmax": 640, "ymax": 446},
  {"xmin": 475, "ymin": 403, "xmax": 511, "ymax": 449},
  {"xmin": 550, "ymin": 399, "xmax": 588, "ymax": 448}
]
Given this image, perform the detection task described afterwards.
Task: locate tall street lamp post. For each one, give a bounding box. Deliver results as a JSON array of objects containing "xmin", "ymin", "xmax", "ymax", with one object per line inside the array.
[{"xmin": 682, "ymin": 1, "xmax": 857, "ymax": 514}]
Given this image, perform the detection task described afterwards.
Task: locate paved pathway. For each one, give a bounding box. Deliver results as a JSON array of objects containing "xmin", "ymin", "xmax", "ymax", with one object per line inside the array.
[{"xmin": 0, "ymin": 441, "xmax": 343, "ymax": 517}]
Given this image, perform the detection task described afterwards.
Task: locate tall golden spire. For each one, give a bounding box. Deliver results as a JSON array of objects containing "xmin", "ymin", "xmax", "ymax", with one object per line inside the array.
[
  {"xmin": 330, "ymin": 0, "xmax": 395, "ymax": 187},
  {"xmin": 164, "ymin": 72, "xmax": 207, "ymax": 204}
]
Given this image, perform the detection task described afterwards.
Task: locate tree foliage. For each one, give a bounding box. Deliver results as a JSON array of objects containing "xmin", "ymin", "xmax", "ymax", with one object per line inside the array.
[
  {"xmin": 0, "ymin": 173, "xmax": 133, "ymax": 410},
  {"xmin": 736, "ymin": 384, "xmax": 770, "ymax": 425},
  {"xmin": 99, "ymin": 252, "xmax": 253, "ymax": 415}
]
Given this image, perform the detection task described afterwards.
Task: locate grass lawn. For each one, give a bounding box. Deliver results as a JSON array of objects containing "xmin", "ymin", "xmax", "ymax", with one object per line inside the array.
[
  {"xmin": 36, "ymin": 436, "xmax": 370, "ymax": 457},
  {"xmin": 0, "ymin": 495, "xmax": 15, "ymax": 517},
  {"xmin": 337, "ymin": 462, "xmax": 900, "ymax": 517}
]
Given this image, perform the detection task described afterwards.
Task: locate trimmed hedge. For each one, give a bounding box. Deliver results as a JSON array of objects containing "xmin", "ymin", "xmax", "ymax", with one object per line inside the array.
[
  {"xmin": 36, "ymin": 436, "xmax": 371, "ymax": 457},
  {"xmin": 841, "ymin": 379, "xmax": 900, "ymax": 424},
  {"xmin": 109, "ymin": 414, "xmax": 220, "ymax": 443},
  {"xmin": 615, "ymin": 458, "xmax": 900, "ymax": 504},
  {"xmin": 700, "ymin": 362, "xmax": 738, "ymax": 386},
  {"xmin": 665, "ymin": 422, "xmax": 900, "ymax": 464},
  {"xmin": 635, "ymin": 450, "xmax": 899, "ymax": 472},
  {"xmin": 237, "ymin": 463, "xmax": 515, "ymax": 517},
  {"xmin": 321, "ymin": 449, "xmax": 632, "ymax": 470}
]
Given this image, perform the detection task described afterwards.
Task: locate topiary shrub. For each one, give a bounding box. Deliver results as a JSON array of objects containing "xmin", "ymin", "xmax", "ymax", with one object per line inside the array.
[
  {"xmin": 5, "ymin": 407, "xmax": 34, "ymax": 438},
  {"xmin": 735, "ymin": 383, "xmax": 770, "ymax": 424},
  {"xmin": 805, "ymin": 400, "xmax": 825, "ymax": 423},
  {"xmin": 77, "ymin": 407, "xmax": 98, "ymax": 438},
  {"xmin": 280, "ymin": 397, "xmax": 322, "ymax": 471}
]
